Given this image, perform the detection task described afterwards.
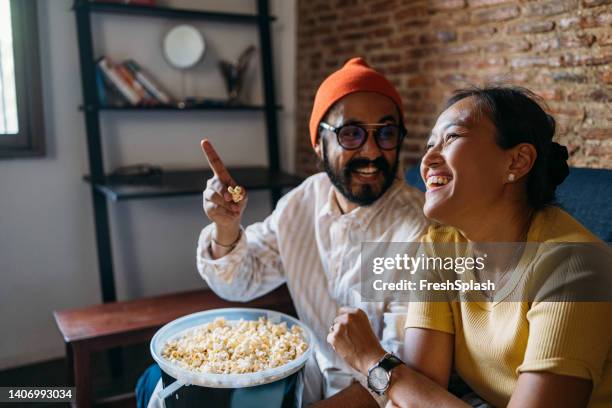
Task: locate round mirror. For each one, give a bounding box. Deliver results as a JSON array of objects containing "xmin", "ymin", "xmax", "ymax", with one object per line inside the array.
[{"xmin": 163, "ymin": 25, "xmax": 205, "ymax": 69}]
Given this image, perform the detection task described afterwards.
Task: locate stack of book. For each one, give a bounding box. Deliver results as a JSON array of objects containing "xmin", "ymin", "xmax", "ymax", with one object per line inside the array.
[{"xmin": 96, "ymin": 57, "xmax": 173, "ymax": 107}]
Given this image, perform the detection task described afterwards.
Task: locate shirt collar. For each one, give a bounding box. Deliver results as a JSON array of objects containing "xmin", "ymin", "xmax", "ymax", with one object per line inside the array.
[
  {"xmin": 318, "ymin": 175, "xmax": 405, "ymax": 231},
  {"xmin": 319, "ymin": 187, "xmax": 338, "ymax": 218}
]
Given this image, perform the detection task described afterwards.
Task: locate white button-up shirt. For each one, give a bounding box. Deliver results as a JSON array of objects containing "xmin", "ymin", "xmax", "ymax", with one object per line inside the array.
[{"xmin": 197, "ymin": 172, "xmax": 428, "ymax": 405}]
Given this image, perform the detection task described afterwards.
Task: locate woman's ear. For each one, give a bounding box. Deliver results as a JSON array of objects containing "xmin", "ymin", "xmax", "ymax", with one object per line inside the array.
[{"xmin": 507, "ymin": 143, "xmax": 537, "ymax": 182}]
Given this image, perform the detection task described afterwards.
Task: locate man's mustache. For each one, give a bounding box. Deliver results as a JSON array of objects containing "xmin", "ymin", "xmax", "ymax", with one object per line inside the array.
[{"xmin": 344, "ymin": 157, "xmax": 390, "ymax": 175}]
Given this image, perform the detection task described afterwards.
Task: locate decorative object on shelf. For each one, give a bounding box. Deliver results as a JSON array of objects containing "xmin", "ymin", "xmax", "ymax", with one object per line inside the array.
[
  {"xmin": 163, "ymin": 24, "xmax": 206, "ymax": 103},
  {"xmin": 176, "ymin": 97, "xmax": 229, "ymax": 109},
  {"xmin": 163, "ymin": 25, "xmax": 205, "ymax": 69},
  {"xmin": 110, "ymin": 163, "xmax": 163, "ymax": 183},
  {"xmin": 219, "ymin": 45, "xmax": 256, "ymax": 105}
]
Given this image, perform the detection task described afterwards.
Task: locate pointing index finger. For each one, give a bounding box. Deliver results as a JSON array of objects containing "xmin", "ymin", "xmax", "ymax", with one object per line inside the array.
[{"xmin": 201, "ymin": 139, "xmax": 235, "ymax": 185}]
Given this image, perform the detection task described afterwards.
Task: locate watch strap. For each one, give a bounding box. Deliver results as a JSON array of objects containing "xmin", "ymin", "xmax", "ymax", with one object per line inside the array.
[{"xmin": 378, "ymin": 354, "xmax": 403, "ymax": 372}]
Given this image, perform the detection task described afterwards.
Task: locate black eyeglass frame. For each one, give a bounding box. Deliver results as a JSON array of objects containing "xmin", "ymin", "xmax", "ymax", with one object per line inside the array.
[{"xmin": 319, "ymin": 121, "xmax": 406, "ymax": 151}]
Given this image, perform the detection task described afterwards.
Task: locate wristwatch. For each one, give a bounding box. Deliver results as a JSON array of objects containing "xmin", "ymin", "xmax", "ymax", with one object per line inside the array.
[{"xmin": 367, "ymin": 353, "xmax": 404, "ymax": 395}]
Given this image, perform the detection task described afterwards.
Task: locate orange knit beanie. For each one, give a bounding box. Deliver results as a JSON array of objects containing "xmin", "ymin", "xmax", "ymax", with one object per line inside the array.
[{"xmin": 308, "ymin": 57, "xmax": 404, "ymax": 148}]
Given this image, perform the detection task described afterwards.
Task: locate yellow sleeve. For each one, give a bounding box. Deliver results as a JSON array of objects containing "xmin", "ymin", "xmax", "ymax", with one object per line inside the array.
[
  {"xmin": 403, "ymin": 226, "xmax": 462, "ymax": 335},
  {"xmin": 404, "ymin": 301, "xmax": 455, "ymax": 334},
  {"xmin": 518, "ymin": 301, "xmax": 612, "ymax": 385}
]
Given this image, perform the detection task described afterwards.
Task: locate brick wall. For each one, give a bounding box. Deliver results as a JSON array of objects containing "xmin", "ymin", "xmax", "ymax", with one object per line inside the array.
[{"xmin": 295, "ymin": 0, "xmax": 612, "ymax": 176}]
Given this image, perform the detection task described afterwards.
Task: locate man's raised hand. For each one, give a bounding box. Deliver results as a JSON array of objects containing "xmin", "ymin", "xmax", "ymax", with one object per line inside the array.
[{"xmin": 201, "ymin": 139, "xmax": 247, "ymax": 241}]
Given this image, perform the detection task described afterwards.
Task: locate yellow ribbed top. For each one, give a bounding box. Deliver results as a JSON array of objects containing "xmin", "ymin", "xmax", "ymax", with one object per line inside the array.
[{"xmin": 405, "ymin": 207, "xmax": 612, "ymax": 407}]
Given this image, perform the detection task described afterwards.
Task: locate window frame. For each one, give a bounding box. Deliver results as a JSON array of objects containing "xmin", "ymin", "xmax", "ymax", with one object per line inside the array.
[{"xmin": 0, "ymin": 0, "xmax": 45, "ymax": 159}]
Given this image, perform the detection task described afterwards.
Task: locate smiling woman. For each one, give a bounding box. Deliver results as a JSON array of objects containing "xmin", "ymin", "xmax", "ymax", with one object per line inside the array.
[
  {"xmin": 346, "ymin": 87, "xmax": 611, "ymax": 408},
  {"xmin": 0, "ymin": 0, "xmax": 45, "ymax": 158}
]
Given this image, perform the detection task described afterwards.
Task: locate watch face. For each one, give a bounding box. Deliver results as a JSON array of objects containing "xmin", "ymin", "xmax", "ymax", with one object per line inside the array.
[{"xmin": 369, "ymin": 366, "xmax": 389, "ymax": 392}]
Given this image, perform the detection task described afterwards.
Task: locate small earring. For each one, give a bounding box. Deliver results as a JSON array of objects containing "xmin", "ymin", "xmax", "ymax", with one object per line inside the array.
[{"xmin": 508, "ymin": 173, "xmax": 515, "ymax": 182}]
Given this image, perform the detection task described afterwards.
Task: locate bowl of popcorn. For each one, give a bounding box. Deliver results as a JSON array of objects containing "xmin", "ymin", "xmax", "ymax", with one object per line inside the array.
[{"xmin": 150, "ymin": 308, "xmax": 314, "ymax": 391}]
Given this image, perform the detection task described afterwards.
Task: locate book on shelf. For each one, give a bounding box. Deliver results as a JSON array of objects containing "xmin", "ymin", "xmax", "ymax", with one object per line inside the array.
[
  {"xmin": 123, "ymin": 59, "xmax": 173, "ymax": 104},
  {"xmin": 114, "ymin": 63, "xmax": 153, "ymax": 103},
  {"xmin": 95, "ymin": 65, "xmax": 107, "ymax": 106},
  {"xmin": 97, "ymin": 57, "xmax": 141, "ymax": 105},
  {"xmin": 98, "ymin": 65, "xmax": 131, "ymax": 107}
]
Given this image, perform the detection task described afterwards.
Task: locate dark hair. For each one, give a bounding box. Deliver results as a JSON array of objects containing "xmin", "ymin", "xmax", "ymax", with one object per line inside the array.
[{"xmin": 445, "ymin": 86, "xmax": 569, "ymax": 210}]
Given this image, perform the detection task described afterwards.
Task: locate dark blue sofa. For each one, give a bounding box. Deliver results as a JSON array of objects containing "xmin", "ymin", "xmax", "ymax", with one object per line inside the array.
[{"xmin": 405, "ymin": 166, "xmax": 612, "ymax": 243}]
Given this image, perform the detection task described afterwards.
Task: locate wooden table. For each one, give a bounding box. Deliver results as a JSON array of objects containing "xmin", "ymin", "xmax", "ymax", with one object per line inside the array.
[{"xmin": 53, "ymin": 286, "xmax": 295, "ymax": 408}]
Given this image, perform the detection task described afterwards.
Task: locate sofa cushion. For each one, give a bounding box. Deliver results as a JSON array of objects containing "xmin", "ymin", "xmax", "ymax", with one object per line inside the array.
[{"xmin": 556, "ymin": 167, "xmax": 612, "ymax": 242}]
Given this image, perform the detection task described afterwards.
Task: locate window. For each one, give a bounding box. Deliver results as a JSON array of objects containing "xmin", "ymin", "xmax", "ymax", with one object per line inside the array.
[{"xmin": 0, "ymin": 0, "xmax": 45, "ymax": 158}]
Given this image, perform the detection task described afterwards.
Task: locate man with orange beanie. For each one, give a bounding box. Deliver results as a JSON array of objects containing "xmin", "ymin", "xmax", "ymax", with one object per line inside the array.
[{"xmin": 140, "ymin": 58, "xmax": 428, "ymax": 408}]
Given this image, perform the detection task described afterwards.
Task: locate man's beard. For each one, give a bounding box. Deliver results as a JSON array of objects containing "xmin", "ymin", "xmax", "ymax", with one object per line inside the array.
[{"xmin": 322, "ymin": 138, "xmax": 399, "ymax": 206}]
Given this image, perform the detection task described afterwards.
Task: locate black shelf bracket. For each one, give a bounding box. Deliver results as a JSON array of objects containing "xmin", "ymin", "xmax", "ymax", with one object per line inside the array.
[
  {"xmin": 257, "ymin": 0, "xmax": 282, "ymax": 205},
  {"xmin": 74, "ymin": 0, "xmax": 117, "ymax": 304}
]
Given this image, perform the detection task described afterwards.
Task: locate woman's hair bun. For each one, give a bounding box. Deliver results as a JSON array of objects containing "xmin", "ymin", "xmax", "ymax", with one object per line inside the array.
[{"xmin": 547, "ymin": 142, "xmax": 570, "ymax": 188}]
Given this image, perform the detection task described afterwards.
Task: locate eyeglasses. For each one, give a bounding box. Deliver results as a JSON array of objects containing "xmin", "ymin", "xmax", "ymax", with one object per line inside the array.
[{"xmin": 319, "ymin": 122, "xmax": 405, "ymax": 151}]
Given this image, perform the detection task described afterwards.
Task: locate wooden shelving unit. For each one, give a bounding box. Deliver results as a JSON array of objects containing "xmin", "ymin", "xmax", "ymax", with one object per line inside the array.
[{"xmin": 73, "ymin": 0, "xmax": 300, "ymax": 304}]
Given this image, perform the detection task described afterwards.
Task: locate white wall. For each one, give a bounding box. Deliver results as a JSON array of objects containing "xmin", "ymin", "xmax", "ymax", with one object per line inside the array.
[{"xmin": 0, "ymin": 0, "xmax": 296, "ymax": 370}]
